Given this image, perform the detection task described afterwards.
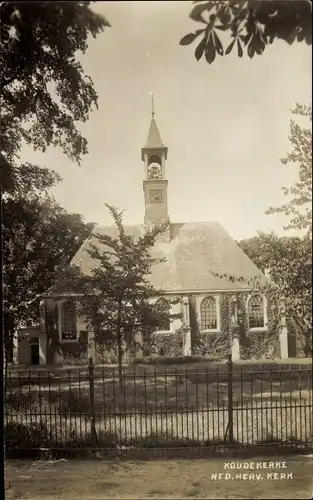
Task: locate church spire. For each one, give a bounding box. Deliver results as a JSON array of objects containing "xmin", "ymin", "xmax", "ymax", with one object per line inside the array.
[
  {"xmin": 144, "ymin": 116, "xmax": 164, "ymax": 149},
  {"xmin": 141, "ymin": 96, "xmax": 169, "ymax": 226},
  {"xmin": 142, "ymin": 94, "xmax": 167, "ymax": 160}
]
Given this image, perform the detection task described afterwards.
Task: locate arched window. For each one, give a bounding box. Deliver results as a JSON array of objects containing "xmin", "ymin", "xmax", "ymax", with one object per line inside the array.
[
  {"xmin": 148, "ymin": 154, "xmax": 162, "ymax": 180},
  {"xmin": 248, "ymin": 295, "xmax": 265, "ymax": 329},
  {"xmin": 148, "ymin": 154, "xmax": 162, "ymax": 166},
  {"xmin": 201, "ymin": 297, "xmax": 217, "ymax": 330},
  {"xmin": 148, "ymin": 164, "xmax": 162, "ymax": 180},
  {"xmin": 60, "ymin": 300, "xmax": 77, "ymax": 341},
  {"xmin": 156, "ymin": 298, "xmax": 171, "ymax": 331}
]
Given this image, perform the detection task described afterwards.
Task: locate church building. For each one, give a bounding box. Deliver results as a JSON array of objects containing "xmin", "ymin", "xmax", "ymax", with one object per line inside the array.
[{"xmin": 19, "ymin": 108, "xmax": 290, "ymax": 365}]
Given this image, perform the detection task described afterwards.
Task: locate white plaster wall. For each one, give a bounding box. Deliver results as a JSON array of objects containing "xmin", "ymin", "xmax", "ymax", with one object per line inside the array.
[
  {"xmin": 18, "ymin": 338, "xmax": 29, "ymax": 364},
  {"xmin": 170, "ymin": 299, "xmax": 183, "ymax": 331}
]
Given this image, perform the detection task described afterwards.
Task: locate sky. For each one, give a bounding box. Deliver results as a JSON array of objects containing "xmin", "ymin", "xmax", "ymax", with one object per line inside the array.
[{"xmin": 20, "ymin": 1, "xmax": 312, "ymax": 240}]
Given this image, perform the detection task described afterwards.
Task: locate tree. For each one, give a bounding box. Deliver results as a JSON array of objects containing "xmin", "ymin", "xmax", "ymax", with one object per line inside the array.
[
  {"xmin": 64, "ymin": 205, "xmax": 181, "ymax": 382},
  {"xmin": 3, "ymin": 163, "xmax": 93, "ymax": 361},
  {"xmin": 180, "ymin": 0, "xmax": 312, "ymax": 64},
  {"xmin": 0, "ymin": 1, "xmax": 110, "ymax": 191},
  {"xmin": 266, "ymin": 103, "xmax": 312, "ymax": 235},
  {"xmin": 238, "ymin": 233, "xmax": 312, "ymax": 355},
  {"xmin": 211, "ymin": 104, "xmax": 312, "ymax": 357}
]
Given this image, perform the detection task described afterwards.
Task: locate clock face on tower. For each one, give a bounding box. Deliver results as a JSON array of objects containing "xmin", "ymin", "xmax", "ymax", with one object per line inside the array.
[{"xmin": 150, "ymin": 189, "xmax": 163, "ymax": 204}]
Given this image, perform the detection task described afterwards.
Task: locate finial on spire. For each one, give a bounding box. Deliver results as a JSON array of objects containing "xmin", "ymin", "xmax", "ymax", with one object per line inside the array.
[{"xmin": 149, "ymin": 91, "xmax": 155, "ymax": 117}]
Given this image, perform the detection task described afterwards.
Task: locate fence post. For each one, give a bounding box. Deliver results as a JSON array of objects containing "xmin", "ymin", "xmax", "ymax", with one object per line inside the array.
[
  {"xmin": 227, "ymin": 354, "xmax": 234, "ymax": 445},
  {"xmin": 88, "ymin": 356, "xmax": 98, "ymax": 449}
]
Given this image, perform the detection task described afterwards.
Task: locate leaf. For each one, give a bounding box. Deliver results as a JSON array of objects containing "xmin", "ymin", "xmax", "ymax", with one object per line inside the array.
[
  {"xmin": 215, "ymin": 24, "xmax": 229, "ymax": 31},
  {"xmin": 237, "ymin": 38, "xmax": 243, "ymax": 57},
  {"xmin": 285, "ymin": 27, "xmax": 298, "ymax": 45},
  {"xmin": 247, "ymin": 42, "xmax": 255, "ymax": 59},
  {"xmin": 190, "ymin": 2, "xmax": 214, "ymax": 23},
  {"xmin": 239, "ymin": 33, "xmax": 251, "ymax": 46},
  {"xmin": 213, "ymin": 31, "xmax": 224, "ymax": 55},
  {"xmin": 1, "ymin": 2, "xmax": 110, "ymax": 174},
  {"xmin": 179, "ymin": 30, "xmax": 204, "ymax": 46},
  {"xmin": 304, "ymin": 31, "xmax": 312, "ymax": 45},
  {"xmin": 225, "ymin": 38, "xmax": 236, "ymax": 55},
  {"xmin": 218, "ymin": 6, "xmax": 231, "ymax": 26},
  {"xmin": 195, "ymin": 36, "xmax": 207, "ymax": 61},
  {"xmin": 205, "ymin": 33, "xmax": 216, "ymax": 63}
]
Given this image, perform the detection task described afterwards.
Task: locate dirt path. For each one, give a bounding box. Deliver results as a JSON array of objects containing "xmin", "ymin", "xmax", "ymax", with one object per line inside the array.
[{"xmin": 5, "ymin": 454, "xmax": 313, "ymax": 499}]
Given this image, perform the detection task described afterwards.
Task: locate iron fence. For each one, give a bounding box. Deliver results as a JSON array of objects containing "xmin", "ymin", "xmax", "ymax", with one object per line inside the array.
[{"xmin": 4, "ymin": 358, "xmax": 313, "ymax": 457}]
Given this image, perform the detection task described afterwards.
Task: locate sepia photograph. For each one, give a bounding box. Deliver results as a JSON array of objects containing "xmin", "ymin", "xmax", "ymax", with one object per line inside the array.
[{"xmin": 1, "ymin": 1, "xmax": 312, "ymax": 499}]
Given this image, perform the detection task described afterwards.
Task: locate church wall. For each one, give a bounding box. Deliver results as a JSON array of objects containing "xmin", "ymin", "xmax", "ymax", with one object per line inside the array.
[
  {"xmin": 188, "ymin": 292, "xmax": 283, "ymax": 360},
  {"xmin": 169, "ymin": 299, "xmax": 183, "ymax": 332},
  {"xmin": 43, "ymin": 295, "xmax": 185, "ymax": 364},
  {"xmin": 146, "ymin": 295, "xmax": 184, "ymax": 356},
  {"xmin": 44, "ymin": 298, "xmax": 88, "ymax": 365},
  {"xmin": 17, "ymin": 326, "xmax": 48, "ymax": 366},
  {"xmin": 18, "ymin": 338, "xmax": 30, "ymax": 365},
  {"xmin": 41, "ymin": 288, "xmax": 291, "ymax": 365},
  {"xmin": 189, "ymin": 293, "xmax": 229, "ymax": 357}
]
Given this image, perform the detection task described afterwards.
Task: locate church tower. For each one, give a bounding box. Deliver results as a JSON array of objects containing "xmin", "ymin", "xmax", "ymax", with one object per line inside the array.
[{"xmin": 141, "ymin": 97, "xmax": 169, "ymax": 225}]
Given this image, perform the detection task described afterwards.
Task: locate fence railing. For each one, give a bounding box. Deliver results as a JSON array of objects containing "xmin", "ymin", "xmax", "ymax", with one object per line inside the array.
[{"xmin": 4, "ymin": 358, "xmax": 313, "ymax": 455}]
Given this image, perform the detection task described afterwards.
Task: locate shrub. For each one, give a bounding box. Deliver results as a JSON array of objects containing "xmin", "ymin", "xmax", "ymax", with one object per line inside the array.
[
  {"xmin": 193, "ymin": 332, "xmax": 229, "ymax": 358},
  {"xmin": 241, "ymin": 330, "xmax": 276, "ymax": 360},
  {"xmin": 6, "ymin": 391, "xmax": 38, "ymax": 411},
  {"xmin": 131, "ymin": 355, "xmax": 220, "ymax": 366},
  {"xmin": 57, "ymin": 389, "xmax": 90, "ymax": 415},
  {"xmin": 5, "ymin": 421, "xmax": 51, "ymax": 451},
  {"xmin": 145, "ymin": 330, "xmax": 184, "ymax": 357},
  {"xmin": 56, "ymin": 351, "xmax": 88, "ymax": 366},
  {"xmin": 4, "ymin": 421, "xmax": 120, "ymax": 458}
]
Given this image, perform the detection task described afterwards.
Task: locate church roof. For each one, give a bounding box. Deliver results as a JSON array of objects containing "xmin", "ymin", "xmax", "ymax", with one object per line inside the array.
[
  {"xmin": 144, "ymin": 117, "xmax": 165, "ymax": 149},
  {"xmin": 47, "ymin": 222, "xmax": 268, "ymax": 295}
]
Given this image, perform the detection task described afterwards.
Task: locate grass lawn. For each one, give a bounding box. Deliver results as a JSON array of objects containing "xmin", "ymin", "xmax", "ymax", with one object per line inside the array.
[{"xmin": 5, "ymin": 454, "xmax": 313, "ymax": 499}]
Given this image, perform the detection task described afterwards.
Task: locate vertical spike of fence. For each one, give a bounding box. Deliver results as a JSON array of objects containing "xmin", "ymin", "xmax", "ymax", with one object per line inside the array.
[
  {"xmin": 88, "ymin": 357, "xmax": 98, "ymax": 449},
  {"xmin": 227, "ymin": 354, "xmax": 234, "ymax": 445}
]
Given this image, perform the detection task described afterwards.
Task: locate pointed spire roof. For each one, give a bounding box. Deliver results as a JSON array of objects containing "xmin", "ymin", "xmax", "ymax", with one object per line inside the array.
[
  {"xmin": 144, "ymin": 116, "xmax": 164, "ymax": 149},
  {"xmin": 141, "ymin": 95, "xmax": 167, "ymax": 160}
]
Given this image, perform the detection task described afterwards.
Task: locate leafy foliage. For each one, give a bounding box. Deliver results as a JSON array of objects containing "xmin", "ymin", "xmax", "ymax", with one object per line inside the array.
[
  {"xmin": 131, "ymin": 354, "xmax": 214, "ymax": 365},
  {"xmin": 1, "ymin": 1, "xmax": 110, "ymax": 191},
  {"xmin": 192, "ymin": 294, "xmax": 231, "ymax": 357},
  {"xmin": 144, "ymin": 329, "xmax": 184, "ymax": 357},
  {"xmin": 180, "ymin": 0, "xmax": 312, "ymax": 64},
  {"xmin": 266, "ymin": 104, "xmax": 312, "ymax": 235},
  {"xmin": 1, "ymin": 2, "xmax": 107, "ymax": 363},
  {"xmin": 240, "ymin": 330, "xmax": 276, "ymax": 360},
  {"xmin": 239, "ymin": 232, "xmax": 312, "ymax": 355},
  {"xmin": 206, "ymin": 103, "xmax": 312, "ymax": 357},
  {"xmin": 193, "ymin": 331, "xmax": 229, "ymax": 358},
  {"xmin": 62, "ymin": 205, "xmax": 182, "ymax": 375},
  {"xmin": 192, "ymin": 292, "xmax": 278, "ymax": 359},
  {"xmin": 3, "ymin": 163, "xmax": 93, "ymax": 360}
]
